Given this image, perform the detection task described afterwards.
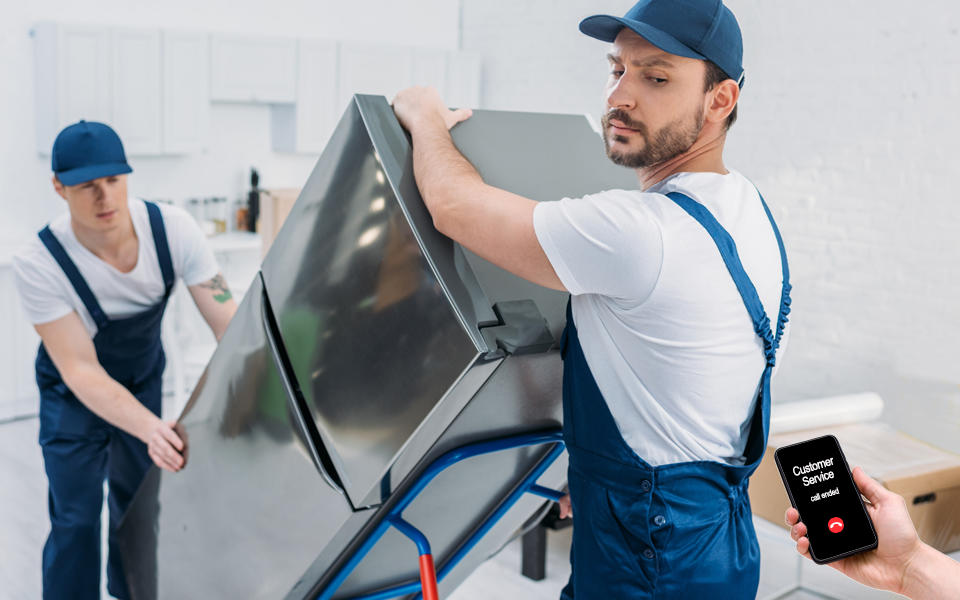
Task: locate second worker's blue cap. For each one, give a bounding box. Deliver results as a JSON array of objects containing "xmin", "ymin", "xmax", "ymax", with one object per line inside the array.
[
  {"xmin": 580, "ymin": 0, "xmax": 745, "ymax": 87},
  {"xmin": 51, "ymin": 120, "xmax": 133, "ymax": 186}
]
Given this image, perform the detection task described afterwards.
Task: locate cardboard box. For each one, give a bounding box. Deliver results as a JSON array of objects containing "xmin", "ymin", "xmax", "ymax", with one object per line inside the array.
[
  {"xmin": 259, "ymin": 188, "xmax": 300, "ymax": 257},
  {"xmin": 749, "ymin": 421, "xmax": 960, "ymax": 553}
]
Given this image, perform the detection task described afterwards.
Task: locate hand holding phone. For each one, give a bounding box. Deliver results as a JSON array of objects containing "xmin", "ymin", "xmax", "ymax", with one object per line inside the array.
[
  {"xmin": 785, "ymin": 464, "xmax": 945, "ymax": 596},
  {"xmin": 775, "ymin": 435, "xmax": 877, "ymax": 563}
]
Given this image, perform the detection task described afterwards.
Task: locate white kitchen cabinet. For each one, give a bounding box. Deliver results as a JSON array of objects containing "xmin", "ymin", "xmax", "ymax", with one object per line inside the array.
[
  {"xmin": 35, "ymin": 25, "xmax": 482, "ymax": 157},
  {"xmin": 412, "ymin": 48, "xmax": 447, "ymax": 92},
  {"xmin": 163, "ymin": 32, "xmax": 210, "ymax": 154},
  {"xmin": 210, "ymin": 35, "xmax": 297, "ymax": 103},
  {"xmin": 34, "ymin": 23, "xmax": 210, "ymax": 156},
  {"xmin": 33, "ymin": 23, "xmax": 112, "ymax": 155},
  {"xmin": 337, "ymin": 44, "xmax": 479, "ymax": 114},
  {"xmin": 112, "ymin": 29, "xmax": 162, "ymax": 155},
  {"xmin": 413, "ymin": 49, "xmax": 481, "ymax": 109},
  {"xmin": 337, "ymin": 43, "xmax": 414, "ymax": 113},
  {"xmin": 0, "ymin": 264, "xmax": 41, "ymax": 422},
  {"xmin": 446, "ymin": 52, "xmax": 482, "ymax": 109},
  {"xmin": 271, "ymin": 40, "xmax": 338, "ymax": 154}
]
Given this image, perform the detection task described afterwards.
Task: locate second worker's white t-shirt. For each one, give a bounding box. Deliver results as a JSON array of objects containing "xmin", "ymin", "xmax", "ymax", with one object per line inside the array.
[
  {"xmin": 13, "ymin": 198, "xmax": 220, "ymax": 337},
  {"xmin": 533, "ymin": 170, "xmax": 788, "ymax": 466}
]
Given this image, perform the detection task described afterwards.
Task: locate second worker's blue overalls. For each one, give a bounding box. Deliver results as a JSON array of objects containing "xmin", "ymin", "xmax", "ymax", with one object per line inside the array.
[
  {"xmin": 560, "ymin": 191, "xmax": 791, "ymax": 599},
  {"xmin": 35, "ymin": 201, "xmax": 174, "ymax": 600}
]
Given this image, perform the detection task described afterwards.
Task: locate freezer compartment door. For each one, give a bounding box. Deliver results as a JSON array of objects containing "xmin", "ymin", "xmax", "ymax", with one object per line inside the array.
[
  {"xmin": 117, "ymin": 275, "xmax": 358, "ymax": 600},
  {"xmin": 260, "ymin": 98, "xmax": 486, "ymax": 508}
]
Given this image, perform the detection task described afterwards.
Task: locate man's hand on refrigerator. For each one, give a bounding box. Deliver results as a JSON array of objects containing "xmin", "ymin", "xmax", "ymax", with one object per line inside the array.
[
  {"xmin": 392, "ymin": 86, "xmax": 472, "ymax": 134},
  {"xmin": 146, "ymin": 419, "xmax": 186, "ymax": 472}
]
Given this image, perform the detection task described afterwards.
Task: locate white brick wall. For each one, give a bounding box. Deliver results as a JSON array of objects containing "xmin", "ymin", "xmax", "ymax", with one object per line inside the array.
[{"xmin": 460, "ymin": 0, "xmax": 960, "ymax": 452}]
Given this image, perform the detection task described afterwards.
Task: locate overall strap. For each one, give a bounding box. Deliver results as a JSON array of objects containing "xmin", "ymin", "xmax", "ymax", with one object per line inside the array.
[
  {"xmin": 666, "ymin": 191, "xmax": 790, "ymax": 366},
  {"xmin": 144, "ymin": 201, "xmax": 175, "ymax": 294},
  {"xmin": 757, "ymin": 192, "xmax": 792, "ymax": 350},
  {"xmin": 38, "ymin": 226, "xmax": 110, "ymax": 329}
]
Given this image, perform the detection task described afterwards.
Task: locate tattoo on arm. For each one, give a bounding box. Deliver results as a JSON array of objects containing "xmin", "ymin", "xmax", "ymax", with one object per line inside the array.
[{"xmin": 200, "ymin": 274, "xmax": 233, "ymax": 304}]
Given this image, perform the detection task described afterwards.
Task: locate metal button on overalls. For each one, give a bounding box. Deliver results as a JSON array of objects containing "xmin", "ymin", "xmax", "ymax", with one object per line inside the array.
[
  {"xmin": 36, "ymin": 202, "xmax": 175, "ymax": 600},
  {"xmin": 559, "ymin": 191, "xmax": 791, "ymax": 599}
]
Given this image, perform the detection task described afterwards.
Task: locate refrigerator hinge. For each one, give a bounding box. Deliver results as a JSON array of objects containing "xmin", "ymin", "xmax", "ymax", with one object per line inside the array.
[{"xmin": 478, "ymin": 299, "xmax": 556, "ymax": 359}]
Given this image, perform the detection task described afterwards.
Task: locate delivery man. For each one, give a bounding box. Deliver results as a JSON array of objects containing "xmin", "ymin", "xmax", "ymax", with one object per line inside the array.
[
  {"xmin": 392, "ymin": 0, "xmax": 790, "ymax": 596},
  {"xmin": 12, "ymin": 120, "xmax": 237, "ymax": 599}
]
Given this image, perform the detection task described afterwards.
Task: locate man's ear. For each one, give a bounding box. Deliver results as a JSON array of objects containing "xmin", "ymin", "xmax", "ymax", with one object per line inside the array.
[
  {"xmin": 706, "ymin": 78, "xmax": 739, "ymax": 126},
  {"xmin": 51, "ymin": 175, "xmax": 67, "ymax": 200}
]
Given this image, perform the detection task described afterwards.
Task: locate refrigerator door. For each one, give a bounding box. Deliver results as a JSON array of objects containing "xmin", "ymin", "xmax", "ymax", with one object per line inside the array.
[
  {"xmin": 260, "ymin": 98, "xmax": 494, "ymax": 509},
  {"xmin": 117, "ymin": 275, "xmax": 364, "ymax": 600}
]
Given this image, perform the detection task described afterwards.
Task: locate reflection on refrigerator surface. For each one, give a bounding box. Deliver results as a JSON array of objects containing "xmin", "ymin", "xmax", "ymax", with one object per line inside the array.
[{"xmin": 261, "ymin": 118, "xmax": 481, "ymax": 505}]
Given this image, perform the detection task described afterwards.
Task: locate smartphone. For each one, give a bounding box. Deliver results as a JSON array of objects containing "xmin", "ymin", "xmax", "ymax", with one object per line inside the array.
[{"xmin": 774, "ymin": 434, "xmax": 878, "ymax": 564}]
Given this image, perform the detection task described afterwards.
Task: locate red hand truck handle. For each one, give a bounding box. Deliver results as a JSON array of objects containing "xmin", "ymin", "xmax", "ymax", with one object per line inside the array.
[{"xmin": 418, "ymin": 554, "xmax": 439, "ymax": 600}]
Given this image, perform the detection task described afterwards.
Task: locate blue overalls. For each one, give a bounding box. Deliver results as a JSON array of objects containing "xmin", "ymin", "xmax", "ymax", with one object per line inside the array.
[
  {"xmin": 35, "ymin": 201, "xmax": 174, "ymax": 600},
  {"xmin": 560, "ymin": 191, "xmax": 791, "ymax": 599}
]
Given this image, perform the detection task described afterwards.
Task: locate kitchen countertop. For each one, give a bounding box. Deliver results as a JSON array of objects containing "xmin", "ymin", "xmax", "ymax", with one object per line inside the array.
[
  {"xmin": 0, "ymin": 232, "xmax": 262, "ymax": 267},
  {"xmin": 207, "ymin": 231, "xmax": 261, "ymax": 253}
]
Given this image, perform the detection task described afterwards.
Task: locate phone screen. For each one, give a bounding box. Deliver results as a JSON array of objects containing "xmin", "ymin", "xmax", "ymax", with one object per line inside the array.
[{"xmin": 774, "ymin": 435, "xmax": 878, "ymax": 563}]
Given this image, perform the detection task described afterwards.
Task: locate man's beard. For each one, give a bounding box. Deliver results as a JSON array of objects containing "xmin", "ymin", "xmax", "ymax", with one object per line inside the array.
[{"xmin": 601, "ymin": 106, "xmax": 704, "ymax": 169}]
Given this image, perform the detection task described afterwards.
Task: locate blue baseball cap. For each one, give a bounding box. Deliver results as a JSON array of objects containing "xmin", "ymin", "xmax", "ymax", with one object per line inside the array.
[
  {"xmin": 51, "ymin": 120, "xmax": 133, "ymax": 186},
  {"xmin": 580, "ymin": 0, "xmax": 745, "ymax": 87}
]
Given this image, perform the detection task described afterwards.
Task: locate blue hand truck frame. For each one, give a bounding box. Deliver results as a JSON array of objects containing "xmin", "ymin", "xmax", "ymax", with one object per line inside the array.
[{"xmin": 315, "ymin": 429, "xmax": 566, "ymax": 600}]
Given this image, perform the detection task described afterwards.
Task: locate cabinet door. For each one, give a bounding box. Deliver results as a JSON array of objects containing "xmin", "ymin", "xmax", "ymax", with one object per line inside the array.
[
  {"xmin": 337, "ymin": 43, "xmax": 413, "ymax": 112},
  {"xmin": 0, "ymin": 266, "xmax": 18, "ymax": 420},
  {"xmin": 446, "ymin": 52, "xmax": 482, "ymax": 109},
  {"xmin": 210, "ymin": 35, "xmax": 297, "ymax": 103},
  {"xmin": 59, "ymin": 26, "xmax": 112, "ymax": 125},
  {"xmin": 0, "ymin": 266, "xmax": 40, "ymax": 421},
  {"xmin": 14, "ymin": 300, "xmax": 40, "ymax": 419},
  {"xmin": 294, "ymin": 39, "xmax": 338, "ymax": 153},
  {"xmin": 163, "ymin": 32, "xmax": 209, "ymax": 154},
  {"xmin": 33, "ymin": 23, "xmax": 112, "ymax": 154},
  {"xmin": 412, "ymin": 48, "xmax": 447, "ymax": 93},
  {"xmin": 112, "ymin": 29, "xmax": 162, "ymax": 155}
]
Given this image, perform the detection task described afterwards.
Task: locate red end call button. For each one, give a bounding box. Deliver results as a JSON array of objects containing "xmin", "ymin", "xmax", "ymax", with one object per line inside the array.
[{"xmin": 827, "ymin": 517, "xmax": 844, "ymax": 533}]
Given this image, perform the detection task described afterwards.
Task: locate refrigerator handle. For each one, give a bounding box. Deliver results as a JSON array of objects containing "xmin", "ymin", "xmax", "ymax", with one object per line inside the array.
[{"xmin": 260, "ymin": 293, "xmax": 345, "ymax": 494}]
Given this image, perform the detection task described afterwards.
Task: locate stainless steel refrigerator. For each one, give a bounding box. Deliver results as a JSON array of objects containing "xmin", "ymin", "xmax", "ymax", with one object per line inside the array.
[{"xmin": 118, "ymin": 95, "xmax": 638, "ymax": 599}]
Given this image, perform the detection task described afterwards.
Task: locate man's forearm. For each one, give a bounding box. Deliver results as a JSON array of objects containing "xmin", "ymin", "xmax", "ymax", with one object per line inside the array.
[
  {"xmin": 900, "ymin": 542, "xmax": 960, "ymax": 599},
  {"xmin": 393, "ymin": 87, "xmax": 562, "ymax": 289},
  {"xmin": 190, "ymin": 274, "xmax": 238, "ymax": 342},
  {"xmin": 63, "ymin": 364, "xmax": 160, "ymax": 443},
  {"xmin": 409, "ymin": 115, "xmax": 484, "ymax": 234}
]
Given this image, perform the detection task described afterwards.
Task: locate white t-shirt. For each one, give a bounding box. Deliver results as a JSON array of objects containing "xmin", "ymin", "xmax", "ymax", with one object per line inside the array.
[
  {"xmin": 533, "ymin": 170, "xmax": 788, "ymax": 466},
  {"xmin": 13, "ymin": 198, "xmax": 220, "ymax": 337}
]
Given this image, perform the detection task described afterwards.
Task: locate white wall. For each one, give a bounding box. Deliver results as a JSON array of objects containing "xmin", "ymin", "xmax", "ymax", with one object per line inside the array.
[
  {"xmin": 461, "ymin": 0, "xmax": 960, "ymax": 451},
  {"xmin": 0, "ymin": 0, "xmax": 459, "ymax": 251}
]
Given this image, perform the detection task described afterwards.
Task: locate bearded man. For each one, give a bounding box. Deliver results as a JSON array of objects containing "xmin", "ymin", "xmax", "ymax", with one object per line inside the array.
[{"xmin": 392, "ymin": 0, "xmax": 791, "ymax": 596}]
